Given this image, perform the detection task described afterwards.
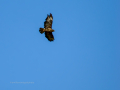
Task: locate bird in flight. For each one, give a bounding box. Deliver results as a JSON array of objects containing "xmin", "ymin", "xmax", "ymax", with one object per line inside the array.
[{"xmin": 39, "ymin": 13, "xmax": 55, "ymax": 41}]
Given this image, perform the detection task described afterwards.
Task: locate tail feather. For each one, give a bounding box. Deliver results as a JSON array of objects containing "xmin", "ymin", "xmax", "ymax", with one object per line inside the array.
[{"xmin": 39, "ymin": 28, "xmax": 44, "ymax": 34}]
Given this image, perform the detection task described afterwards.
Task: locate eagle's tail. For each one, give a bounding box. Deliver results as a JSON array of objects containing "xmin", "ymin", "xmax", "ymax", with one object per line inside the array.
[{"xmin": 39, "ymin": 28, "xmax": 44, "ymax": 34}]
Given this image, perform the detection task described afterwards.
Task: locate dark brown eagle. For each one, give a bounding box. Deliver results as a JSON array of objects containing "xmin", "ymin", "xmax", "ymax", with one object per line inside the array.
[{"xmin": 39, "ymin": 13, "xmax": 55, "ymax": 41}]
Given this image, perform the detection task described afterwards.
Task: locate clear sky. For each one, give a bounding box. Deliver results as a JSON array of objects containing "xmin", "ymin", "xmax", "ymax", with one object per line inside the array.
[{"xmin": 0, "ymin": 0, "xmax": 119, "ymax": 90}]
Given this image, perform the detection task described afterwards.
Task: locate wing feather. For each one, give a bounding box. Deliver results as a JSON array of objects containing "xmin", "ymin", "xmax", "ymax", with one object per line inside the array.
[
  {"xmin": 44, "ymin": 13, "xmax": 53, "ymax": 28},
  {"xmin": 45, "ymin": 32, "xmax": 54, "ymax": 41}
]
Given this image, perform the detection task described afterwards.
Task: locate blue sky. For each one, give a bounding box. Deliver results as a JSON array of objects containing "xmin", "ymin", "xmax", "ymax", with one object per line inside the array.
[{"xmin": 0, "ymin": 0, "xmax": 119, "ymax": 90}]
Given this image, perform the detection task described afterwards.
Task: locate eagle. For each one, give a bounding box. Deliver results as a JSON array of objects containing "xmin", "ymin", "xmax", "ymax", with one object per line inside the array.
[{"xmin": 39, "ymin": 13, "xmax": 55, "ymax": 41}]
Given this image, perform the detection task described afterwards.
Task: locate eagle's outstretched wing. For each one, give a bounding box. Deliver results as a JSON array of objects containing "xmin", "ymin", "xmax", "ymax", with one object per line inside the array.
[
  {"xmin": 44, "ymin": 13, "xmax": 53, "ymax": 29},
  {"xmin": 45, "ymin": 32, "xmax": 54, "ymax": 41}
]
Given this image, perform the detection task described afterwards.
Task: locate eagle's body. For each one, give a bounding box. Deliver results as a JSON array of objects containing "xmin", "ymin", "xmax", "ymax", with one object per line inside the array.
[{"xmin": 39, "ymin": 13, "xmax": 55, "ymax": 41}]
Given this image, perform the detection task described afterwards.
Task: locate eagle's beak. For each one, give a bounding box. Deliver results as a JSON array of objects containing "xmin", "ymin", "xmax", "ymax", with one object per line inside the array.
[{"xmin": 52, "ymin": 29, "xmax": 55, "ymax": 32}]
